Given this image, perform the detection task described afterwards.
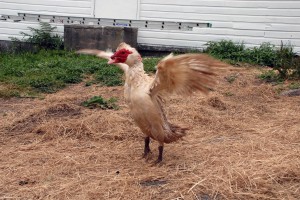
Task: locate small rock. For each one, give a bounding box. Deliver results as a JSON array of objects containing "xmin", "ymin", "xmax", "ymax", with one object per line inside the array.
[
  {"xmin": 140, "ymin": 179, "xmax": 167, "ymax": 186},
  {"xmin": 281, "ymin": 89, "xmax": 300, "ymax": 96}
]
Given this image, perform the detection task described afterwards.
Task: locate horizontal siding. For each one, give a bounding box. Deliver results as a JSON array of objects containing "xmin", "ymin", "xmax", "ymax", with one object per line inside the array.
[
  {"xmin": 142, "ymin": 5, "xmax": 300, "ymax": 17},
  {"xmin": 0, "ymin": 22, "xmax": 64, "ymax": 41},
  {"xmin": 1, "ymin": 0, "xmax": 300, "ymax": 54},
  {"xmin": 139, "ymin": 0, "xmax": 300, "ymax": 53},
  {"xmin": 141, "ymin": 0, "xmax": 300, "ymax": 9},
  {"xmin": 0, "ymin": 0, "xmax": 93, "ymax": 41}
]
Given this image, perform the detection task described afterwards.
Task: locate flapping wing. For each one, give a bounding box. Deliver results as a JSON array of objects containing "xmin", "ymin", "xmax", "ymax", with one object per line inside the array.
[
  {"xmin": 76, "ymin": 49, "xmax": 128, "ymax": 72},
  {"xmin": 76, "ymin": 49, "xmax": 113, "ymax": 60},
  {"xmin": 150, "ymin": 53, "xmax": 227, "ymax": 97}
]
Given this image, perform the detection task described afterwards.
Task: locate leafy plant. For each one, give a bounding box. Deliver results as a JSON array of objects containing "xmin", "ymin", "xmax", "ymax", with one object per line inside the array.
[
  {"xmin": 258, "ymin": 70, "xmax": 283, "ymax": 83},
  {"xmin": 10, "ymin": 22, "xmax": 63, "ymax": 51},
  {"xmin": 82, "ymin": 96, "xmax": 119, "ymax": 110}
]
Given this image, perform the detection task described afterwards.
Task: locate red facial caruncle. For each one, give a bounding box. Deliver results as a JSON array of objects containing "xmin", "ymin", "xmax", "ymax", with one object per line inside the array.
[{"xmin": 108, "ymin": 49, "xmax": 133, "ymax": 64}]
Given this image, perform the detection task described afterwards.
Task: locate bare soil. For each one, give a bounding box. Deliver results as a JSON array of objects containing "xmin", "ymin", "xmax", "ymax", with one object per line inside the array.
[{"xmin": 0, "ymin": 66, "xmax": 299, "ymax": 199}]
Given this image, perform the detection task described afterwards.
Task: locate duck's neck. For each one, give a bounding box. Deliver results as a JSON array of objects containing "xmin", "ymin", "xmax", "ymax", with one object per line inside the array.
[{"xmin": 125, "ymin": 61, "xmax": 148, "ymax": 86}]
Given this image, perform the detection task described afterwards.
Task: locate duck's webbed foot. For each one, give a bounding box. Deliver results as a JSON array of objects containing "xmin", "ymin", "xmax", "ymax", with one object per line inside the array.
[{"xmin": 142, "ymin": 137, "xmax": 151, "ymax": 159}]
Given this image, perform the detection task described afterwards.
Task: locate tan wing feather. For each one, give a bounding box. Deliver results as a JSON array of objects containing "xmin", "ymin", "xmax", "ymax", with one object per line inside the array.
[
  {"xmin": 76, "ymin": 49, "xmax": 113, "ymax": 60},
  {"xmin": 150, "ymin": 53, "xmax": 227, "ymax": 96}
]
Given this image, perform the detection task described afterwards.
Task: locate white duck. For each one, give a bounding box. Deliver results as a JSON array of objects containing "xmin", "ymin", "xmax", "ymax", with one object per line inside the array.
[{"xmin": 78, "ymin": 43, "xmax": 227, "ymax": 163}]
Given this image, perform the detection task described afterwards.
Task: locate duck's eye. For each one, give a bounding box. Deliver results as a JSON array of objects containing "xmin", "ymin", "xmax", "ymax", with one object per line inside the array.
[{"xmin": 122, "ymin": 51, "xmax": 126, "ymax": 54}]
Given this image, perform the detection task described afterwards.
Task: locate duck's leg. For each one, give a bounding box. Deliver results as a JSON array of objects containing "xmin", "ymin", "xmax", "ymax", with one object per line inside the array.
[
  {"xmin": 142, "ymin": 136, "xmax": 151, "ymax": 158},
  {"xmin": 155, "ymin": 143, "xmax": 164, "ymax": 164}
]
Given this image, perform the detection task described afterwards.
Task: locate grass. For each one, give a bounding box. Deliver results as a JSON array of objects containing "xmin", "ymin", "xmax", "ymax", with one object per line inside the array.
[
  {"xmin": 0, "ymin": 50, "xmax": 157, "ymax": 98},
  {"xmin": 1, "ymin": 40, "xmax": 299, "ymax": 98},
  {"xmin": 143, "ymin": 57, "xmax": 161, "ymax": 73},
  {"xmin": 0, "ymin": 50, "xmax": 103, "ymax": 97}
]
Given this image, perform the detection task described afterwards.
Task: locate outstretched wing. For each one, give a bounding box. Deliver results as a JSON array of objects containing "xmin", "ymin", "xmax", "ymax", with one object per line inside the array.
[
  {"xmin": 150, "ymin": 53, "xmax": 227, "ymax": 97},
  {"xmin": 76, "ymin": 49, "xmax": 128, "ymax": 72},
  {"xmin": 76, "ymin": 49, "xmax": 113, "ymax": 59}
]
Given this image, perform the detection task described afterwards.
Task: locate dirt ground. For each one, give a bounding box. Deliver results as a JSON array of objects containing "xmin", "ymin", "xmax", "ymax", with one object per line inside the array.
[{"xmin": 0, "ymin": 66, "xmax": 299, "ymax": 200}]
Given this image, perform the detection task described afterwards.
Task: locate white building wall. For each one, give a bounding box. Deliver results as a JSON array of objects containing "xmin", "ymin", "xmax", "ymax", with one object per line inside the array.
[
  {"xmin": 94, "ymin": 0, "xmax": 139, "ymax": 20},
  {"xmin": 1, "ymin": 0, "xmax": 300, "ymax": 53},
  {"xmin": 0, "ymin": 0, "xmax": 94, "ymax": 41},
  {"xmin": 138, "ymin": 0, "xmax": 300, "ymax": 53}
]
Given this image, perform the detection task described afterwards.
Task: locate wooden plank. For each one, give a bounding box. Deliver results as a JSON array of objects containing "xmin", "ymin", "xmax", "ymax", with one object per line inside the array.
[
  {"xmin": 0, "ymin": 3, "xmax": 91, "ymax": 15},
  {"xmin": 0, "ymin": 9, "xmax": 92, "ymax": 17},
  {"xmin": 141, "ymin": 14, "xmax": 269, "ymax": 30},
  {"xmin": 265, "ymin": 16, "xmax": 300, "ymax": 25},
  {"xmin": 268, "ymin": 2, "xmax": 300, "ymax": 9},
  {"xmin": 141, "ymin": 0, "xmax": 268, "ymax": 8},
  {"xmin": 266, "ymin": 24, "xmax": 300, "ymax": 32},
  {"xmin": 0, "ymin": 0, "xmax": 91, "ymax": 8},
  {"xmin": 138, "ymin": 35, "xmax": 300, "ymax": 47},
  {"xmin": 142, "ymin": 0, "xmax": 300, "ymax": 9},
  {"xmin": 0, "ymin": 27, "xmax": 63, "ymax": 35},
  {"xmin": 265, "ymin": 31, "xmax": 300, "ymax": 39},
  {"xmin": 139, "ymin": 28, "xmax": 265, "ymax": 38},
  {"xmin": 0, "ymin": 21, "xmax": 64, "ymax": 31},
  {"xmin": 141, "ymin": 5, "xmax": 270, "ymax": 16},
  {"xmin": 0, "ymin": 34, "xmax": 24, "ymax": 40},
  {"xmin": 139, "ymin": 29, "xmax": 300, "ymax": 40},
  {"xmin": 142, "ymin": 4, "xmax": 300, "ymax": 17},
  {"xmin": 140, "ymin": 12, "xmax": 300, "ymax": 25}
]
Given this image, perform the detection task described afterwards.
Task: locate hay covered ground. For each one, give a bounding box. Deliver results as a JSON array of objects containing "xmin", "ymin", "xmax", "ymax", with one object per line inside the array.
[{"xmin": 0, "ymin": 66, "xmax": 299, "ymax": 199}]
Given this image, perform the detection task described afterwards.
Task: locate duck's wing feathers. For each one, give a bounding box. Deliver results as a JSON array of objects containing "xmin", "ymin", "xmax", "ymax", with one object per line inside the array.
[
  {"xmin": 149, "ymin": 53, "xmax": 227, "ymax": 97},
  {"xmin": 76, "ymin": 49, "xmax": 113, "ymax": 59},
  {"xmin": 76, "ymin": 49, "xmax": 128, "ymax": 72}
]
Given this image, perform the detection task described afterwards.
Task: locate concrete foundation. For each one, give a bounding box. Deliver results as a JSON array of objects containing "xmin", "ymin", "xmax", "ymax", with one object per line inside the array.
[
  {"xmin": 64, "ymin": 25, "xmax": 138, "ymax": 51},
  {"xmin": 0, "ymin": 40, "xmax": 36, "ymax": 53}
]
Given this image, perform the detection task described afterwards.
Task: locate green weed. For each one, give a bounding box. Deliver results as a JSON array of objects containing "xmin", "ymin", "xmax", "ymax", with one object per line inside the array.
[
  {"xmin": 82, "ymin": 96, "xmax": 119, "ymax": 110},
  {"xmin": 225, "ymin": 74, "xmax": 238, "ymax": 84},
  {"xmin": 257, "ymin": 70, "xmax": 283, "ymax": 83}
]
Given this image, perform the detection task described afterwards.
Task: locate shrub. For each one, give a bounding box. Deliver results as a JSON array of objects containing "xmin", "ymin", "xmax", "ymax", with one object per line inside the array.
[
  {"xmin": 10, "ymin": 22, "xmax": 63, "ymax": 51},
  {"xmin": 205, "ymin": 40, "xmax": 246, "ymax": 62},
  {"xmin": 205, "ymin": 40, "xmax": 300, "ymax": 81}
]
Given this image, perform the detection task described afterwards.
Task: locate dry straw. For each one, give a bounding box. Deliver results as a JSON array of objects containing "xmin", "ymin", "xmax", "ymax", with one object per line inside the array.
[{"xmin": 0, "ymin": 66, "xmax": 299, "ymax": 199}]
